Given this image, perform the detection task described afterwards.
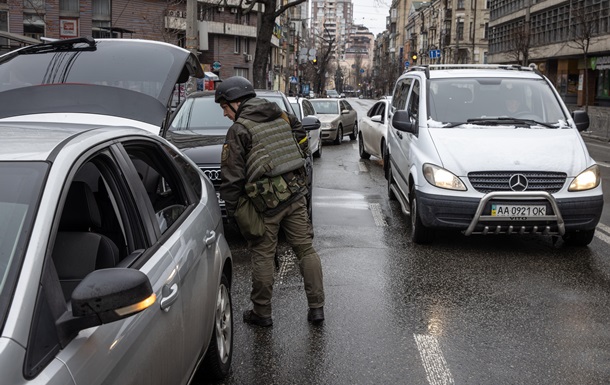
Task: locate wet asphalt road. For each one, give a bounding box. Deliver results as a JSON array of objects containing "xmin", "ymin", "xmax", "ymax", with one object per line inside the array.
[{"xmin": 200, "ymin": 99, "xmax": 610, "ymax": 385}]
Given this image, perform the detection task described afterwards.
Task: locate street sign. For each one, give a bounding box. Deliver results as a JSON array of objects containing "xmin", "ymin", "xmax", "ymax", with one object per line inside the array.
[
  {"xmin": 212, "ymin": 61, "xmax": 221, "ymax": 70},
  {"xmin": 360, "ymin": 68, "xmax": 365, "ymax": 73},
  {"xmin": 429, "ymin": 50, "xmax": 441, "ymax": 59},
  {"xmin": 405, "ymin": 61, "xmax": 410, "ymax": 68},
  {"xmin": 290, "ymin": 76, "xmax": 298, "ymax": 84}
]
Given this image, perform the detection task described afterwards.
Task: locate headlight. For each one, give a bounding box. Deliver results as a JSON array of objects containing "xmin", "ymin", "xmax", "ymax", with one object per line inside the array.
[
  {"xmin": 423, "ymin": 163, "xmax": 467, "ymax": 191},
  {"xmin": 569, "ymin": 164, "xmax": 600, "ymax": 191}
]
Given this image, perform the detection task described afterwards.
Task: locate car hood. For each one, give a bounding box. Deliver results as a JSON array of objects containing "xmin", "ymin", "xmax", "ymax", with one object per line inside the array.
[
  {"xmin": 317, "ymin": 115, "xmax": 340, "ymax": 124},
  {"xmin": 429, "ymin": 128, "xmax": 590, "ymax": 176},
  {"xmin": 165, "ymin": 130, "xmax": 226, "ymax": 165},
  {"xmin": 0, "ymin": 38, "xmax": 204, "ymax": 129}
]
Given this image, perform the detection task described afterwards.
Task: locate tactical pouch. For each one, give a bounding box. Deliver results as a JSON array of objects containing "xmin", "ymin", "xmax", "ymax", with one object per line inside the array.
[{"xmin": 245, "ymin": 175, "xmax": 295, "ymax": 212}]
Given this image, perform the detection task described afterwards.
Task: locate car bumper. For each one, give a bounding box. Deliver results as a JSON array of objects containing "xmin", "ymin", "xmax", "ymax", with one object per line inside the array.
[
  {"xmin": 416, "ymin": 190, "xmax": 603, "ymax": 235},
  {"xmin": 320, "ymin": 127, "xmax": 337, "ymax": 140}
]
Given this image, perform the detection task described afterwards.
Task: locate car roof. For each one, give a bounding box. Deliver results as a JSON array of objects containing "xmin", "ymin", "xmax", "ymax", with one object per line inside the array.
[
  {"xmin": 0, "ymin": 38, "xmax": 204, "ymax": 127},
  {"xmin": 402, "ymin": 64, "xmax": 545, "ymax": 80},
  {"xmin": 0, "ymin": 122, "xmax": 154, "ymax": 161}
]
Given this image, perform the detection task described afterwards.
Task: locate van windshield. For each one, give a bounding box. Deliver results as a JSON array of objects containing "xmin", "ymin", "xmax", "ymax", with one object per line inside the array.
[{"xmin": 427, "ymin": 78, "xmax": 567, "ymax": 127}]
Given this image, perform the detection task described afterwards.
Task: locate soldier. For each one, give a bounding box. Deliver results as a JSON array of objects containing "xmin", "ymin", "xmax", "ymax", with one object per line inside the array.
[{"xmin": 215, "ymin": 76, "xmax": 325, "ymax": 327}]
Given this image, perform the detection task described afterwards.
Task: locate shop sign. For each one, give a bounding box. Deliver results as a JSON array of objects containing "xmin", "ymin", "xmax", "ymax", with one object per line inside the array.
[
  {"xmin": 592, "ymin": 56, "xmax": 610, "ymax": 70},
  {"xmin": 60, "ymin": 19, "xmax": 78, "ymax": 38}
]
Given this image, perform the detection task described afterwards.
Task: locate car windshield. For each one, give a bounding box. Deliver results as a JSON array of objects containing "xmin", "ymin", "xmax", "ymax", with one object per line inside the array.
[
  {"xmin": 427, "ymin": 78, "xmax": 567, "ymax": 127},
  {"xmin": 310, "ymin": 100, "xmax": 339, "ymax": 114},
  {"xmin": 169, "ymin": 96, "xmax": 233, "ymax": 131},
  {"xmin": 0, "ymin": 161, "xmax": 48, "ymax": 329}
]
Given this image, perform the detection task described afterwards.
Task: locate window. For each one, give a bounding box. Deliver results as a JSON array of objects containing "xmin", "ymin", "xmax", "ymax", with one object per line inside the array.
[
  {"xmin": 59, "ymin": 0, "xmax": 78, "ymax": 12},
  {"xmin": 234, "ymin": 67, "xmax": 249, "ymax": 78},
  {"xmin": 457, "ymin": 21, "xmax": 464, "ymax": 40},
  {"xmin": 0, "ymin": 11, "xmax": 7, "ymax": 49},
  {"xmin": 407, "ymin": 80, "xmax": 420, "ymax": 121},
  {"xmin": 391, "ymin": 77, "xmax": 413, "ymax": 112},
  {"xmin": 243, "ymin": 37, "xmax": 249, "ymax": 54},
  {"xmin": 234, "ymin": 36, "xmax": 240, "ymax": 53}
]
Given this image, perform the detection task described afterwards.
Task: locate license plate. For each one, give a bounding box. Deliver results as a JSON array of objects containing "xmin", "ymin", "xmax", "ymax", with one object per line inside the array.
[{"xmin": 491, "ymin": 204, "xmax": 546, "ymax": 217}]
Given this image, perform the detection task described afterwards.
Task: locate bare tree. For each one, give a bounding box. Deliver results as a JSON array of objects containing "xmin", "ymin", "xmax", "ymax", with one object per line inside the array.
[
  {"xmin": 312, "ymin": 28, "xmax": 335, "ymax": 94},
  {"xmin": 234, "ymin": 0, "xmax": 307, "ymax": 89},
  {"xmin": 506, "ymin": 22, "xmax": 531, "ymax": 66},
  {"xmin": 568, "ymin": 2, "xmax": 601, "ymax": 112}
]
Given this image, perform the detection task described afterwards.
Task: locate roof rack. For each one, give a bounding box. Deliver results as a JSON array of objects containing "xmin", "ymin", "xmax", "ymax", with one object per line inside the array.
[{"xmin": 406, "ymin": 64, "xmax": 540, "ymax": 79}]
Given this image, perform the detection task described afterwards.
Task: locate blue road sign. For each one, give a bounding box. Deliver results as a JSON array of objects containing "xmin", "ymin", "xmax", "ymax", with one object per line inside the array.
[{"xmin": 429, "ymin": 50, "xmax": 441, "ymax": 59}]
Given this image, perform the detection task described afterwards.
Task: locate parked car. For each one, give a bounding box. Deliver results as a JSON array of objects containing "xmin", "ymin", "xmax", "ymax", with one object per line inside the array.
[
  {"xmin": 163, "ymin": 91, "xmax": 320, "ymax": 220},
  {"xmin": 325, "ymin": 89, "xmax": 340, "ymax": 98},
  {"xmin": 309, "ymin": 98, "xmax": 358, "ymax": 145},
  {"xmin": 288, "ymin": 96, "xmax": 322, "ymax": 158},
  {"xmin": 358, "ymin": 97, "xmax": 392, "ymax": 160},
  {"xmin": 386, "ymin": 64, "xmax": 602, "ymax": 246},
  {"xmin": 0, "ymin": 37, "xmax": 204, "ymax": 134},
  {"xmin": 0, "ymin": 123, "xmax": 233, "ymax": 384}
]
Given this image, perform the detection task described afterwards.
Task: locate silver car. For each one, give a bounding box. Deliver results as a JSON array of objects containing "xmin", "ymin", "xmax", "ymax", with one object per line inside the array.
[
  {"xmin": 309, "ymin": 98, "xmax": 358, "ymax": 145},
  {"xmin": 288, "ymin": 96, "xmax": 322, "ymax": 158},
  {"xmin": 0, "ymin": 123, "xmax": 233, "ymax": 384}
]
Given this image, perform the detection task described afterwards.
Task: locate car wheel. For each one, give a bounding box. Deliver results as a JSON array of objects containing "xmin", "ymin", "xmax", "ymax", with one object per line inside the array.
[
  {"xmin": 387, "ymin": 164, "xmax": 396, "ymax": 201},
  {"xmin": 562, "ymin": 229, "xmax": 595, "ymax": 247},
  {"xmin": 358, "ymin": 133, "xmax": 371, "ymax": 159},
  {"xmin": 313, "ymin": 139, "xmax": 322, "ymax": 158},
  {"xmin": 200, "ymin": 274, "xmax": 233, "ymax": 380},
  {"xmin": 383, "ymin": 143, "xmax": 390, "ymax": 180},
  {"xmin": 333, "ymin": 125, "xmax": 343, "ymax": 145},
  {"xmin": 410, "ymin": 187, "xmax": 434, "ymax": 244},
  {"xmin": 349, "ymin": 122, "xmax": 358, "ymax": 141}
]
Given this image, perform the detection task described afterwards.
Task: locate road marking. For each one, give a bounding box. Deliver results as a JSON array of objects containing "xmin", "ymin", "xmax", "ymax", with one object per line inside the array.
[
  {"xmin": 369, "ymin": 203, "xmax": 387, "ymax": 226},
  {"xmin": 414, "ymin": 334, "xmax": 455, "ymax": 385},
  {"xmin": 359, "ymin": 161, "xmax": 368, "ymax": 172},
  {"xmin": 595, "ymin": 223, "xmax": 610, "ymax": 245},
  {"xmin": 597, "ymin": 161, "xmax": 610, "ymax": 168}
]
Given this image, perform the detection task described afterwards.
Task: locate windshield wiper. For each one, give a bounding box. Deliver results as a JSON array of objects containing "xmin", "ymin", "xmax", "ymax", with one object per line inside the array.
[
  {"xmin": 18, "ymin": 36, "xmax": 96, "ymax": 55},
  {"xmin": 445, "ymin": 117, "xmax": 555, "ymax": 128}
]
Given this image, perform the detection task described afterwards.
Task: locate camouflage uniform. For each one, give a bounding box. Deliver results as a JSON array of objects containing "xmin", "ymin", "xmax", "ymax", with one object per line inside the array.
[{"xmin": 220, "ymin": 97, "xmax": 324, "ymax": 319}]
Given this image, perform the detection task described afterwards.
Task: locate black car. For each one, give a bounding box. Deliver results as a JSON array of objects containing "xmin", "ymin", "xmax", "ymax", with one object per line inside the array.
[{"xmin": 162, "ymin": 90, "xmax": 319, "ymax": 220}]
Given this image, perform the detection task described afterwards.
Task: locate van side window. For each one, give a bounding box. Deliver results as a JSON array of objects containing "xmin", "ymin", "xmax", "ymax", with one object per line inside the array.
[
  {"xmin": 407, "ymin": 80, "xmax": 420, "ymax": 122},
  {"xmin": 391, "ymin": 78, "xmax": 412, "ymax": 113}
]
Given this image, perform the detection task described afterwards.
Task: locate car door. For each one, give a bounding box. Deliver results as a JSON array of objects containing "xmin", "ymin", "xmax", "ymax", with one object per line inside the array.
[
  {"xmin": 302, "ymin": 99, "xmax": 320, "ymax": 153},
  {"xmin": 342, "ymin": 100, "xmax": 357, "ymax": 134},
  {"xmin": 361, "ymin": 102, "xmax": 382, "ymax": 157},
  {"xmin": 23, "ymin": 140, "xmax": 188, "ymax": 385},
  {"xmin": 389, "ymin": 77, "xmax": 416, "ymax": 197},
  {"xmin": 120, "ymin": 141, "xmax": 220, "ymax": 382}
]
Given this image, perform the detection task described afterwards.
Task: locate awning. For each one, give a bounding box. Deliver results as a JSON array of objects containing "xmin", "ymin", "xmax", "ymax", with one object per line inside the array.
[
  {"xmin": 204, "ymin": 71, "xmax": 220, "ymax": 81},
  {"xmin": 0, "ymin": 30, "xmax": 41, "ymax": 45}
]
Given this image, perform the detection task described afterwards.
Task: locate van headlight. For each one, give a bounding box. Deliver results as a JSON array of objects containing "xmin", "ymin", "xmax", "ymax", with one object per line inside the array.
[
  {"xmin": 423, "ymin": 164, "xmax": 467, "ymax": 191},
  {"xmin": 569, "ymin": 164, "xmax": 600, "ymax": 191}
]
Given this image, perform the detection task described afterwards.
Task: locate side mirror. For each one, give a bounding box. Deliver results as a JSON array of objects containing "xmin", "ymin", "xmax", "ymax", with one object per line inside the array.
[
  {"xmin": 572, "ymin": 110, "xmax": 590, "ymax": 132},
  {"xmin": 341, "ymin": 109, "xmax": 349, "ymax": 114},
  {"xmin": 392, "ymin": 110, "xmax": 417, "ymax": 134},
  {"xmin": 302, "ymin": 116, "xmax": 321, "ymax": 131},
  {"xmin": 56, "ymin": 268, "xmax": 155, "ymax": 348},
  {"xmin": 371, "ymin": 115, "xmax": 383, "ymax": 123}
]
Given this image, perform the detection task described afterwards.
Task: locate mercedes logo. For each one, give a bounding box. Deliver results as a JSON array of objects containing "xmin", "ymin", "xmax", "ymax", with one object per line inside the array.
[{"xmin": 509, "ymin": 174, "xmax": 528, "ymax": 191}]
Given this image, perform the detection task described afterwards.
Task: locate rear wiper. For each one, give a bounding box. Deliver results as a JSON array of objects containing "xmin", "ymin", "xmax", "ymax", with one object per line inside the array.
[
  {"xmin": 444, "ymin": 117, "xmax": 555, "ymax": 128},
  {"xmin": 17, "ymin": 36, "xmax": 96, "ymax": 55}
]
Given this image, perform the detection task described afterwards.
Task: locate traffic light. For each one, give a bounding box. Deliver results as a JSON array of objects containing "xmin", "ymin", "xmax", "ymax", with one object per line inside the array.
[
  {"xmin": 312, "ymin": 56, "xmax": 318, "ymax": 65},
  {"xmin": 412, "ymin": 54, "xmax": 418, "ymax": 63}
]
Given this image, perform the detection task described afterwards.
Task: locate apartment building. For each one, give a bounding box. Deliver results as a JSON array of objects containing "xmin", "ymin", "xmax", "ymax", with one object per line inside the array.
[{"xmin": 488, "ymin": 0, "xmax": 610, "ymax": 108}]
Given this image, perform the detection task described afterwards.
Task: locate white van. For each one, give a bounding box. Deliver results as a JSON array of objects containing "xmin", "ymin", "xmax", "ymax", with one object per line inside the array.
[{"xmin": 385, "ymin": 64, "xmax": 603, "ymax": 246}]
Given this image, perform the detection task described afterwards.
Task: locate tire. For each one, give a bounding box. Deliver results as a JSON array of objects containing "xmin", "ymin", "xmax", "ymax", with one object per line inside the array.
[
  {"xmin": 333, "ymin": 125, "xmax": 343, "ymax": 145},
  {"xmin": 200, "ymin": 274, "xmax": 233, "ymax": 380},
  {"xmin": 562, "ymin": 229, "xmax": 595, "ymax": 247},
  {"xmin": 387, "ymin": 164, "xmax": 396, "ymax": 201},
  {"xmin": 383, "ymin": 143, "xmax": 390, "ymax": 180},
  {"xmin": 410, "ymin": 187, "xmax": 434, "ymax": 244},
  {"xmin": 313, "ymin": 139, "xmax": 322, "ymax": 158},
  {"xmin": 358, "ymin": 133, "xmax": 371, "ymax": 159},
  {"xmin": 349, "ymin": 122, "xmax": 358, "ymax": 140}
]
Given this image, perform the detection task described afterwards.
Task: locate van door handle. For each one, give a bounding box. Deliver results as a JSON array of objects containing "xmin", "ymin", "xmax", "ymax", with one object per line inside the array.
[{"xmin": 204, "ymin": 230, "xmax": 216, "ymax": 248}]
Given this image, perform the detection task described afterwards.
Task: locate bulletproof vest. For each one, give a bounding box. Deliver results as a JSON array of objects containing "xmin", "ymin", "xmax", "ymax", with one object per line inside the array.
[{"xmin": 236, "ymin": 114, "xmax": 305, "ymax": 183}]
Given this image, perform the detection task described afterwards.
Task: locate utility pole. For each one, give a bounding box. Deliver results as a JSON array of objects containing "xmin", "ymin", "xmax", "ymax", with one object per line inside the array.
[{"xmin": 185, "ymin": 0, "xmax": 199, "ymax": 93}]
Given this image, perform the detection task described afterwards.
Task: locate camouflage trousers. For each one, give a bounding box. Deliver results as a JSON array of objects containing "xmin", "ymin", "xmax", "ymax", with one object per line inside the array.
[{"xmin": 248, "ymin": 196, "xmax": 325, "ymax": 318}]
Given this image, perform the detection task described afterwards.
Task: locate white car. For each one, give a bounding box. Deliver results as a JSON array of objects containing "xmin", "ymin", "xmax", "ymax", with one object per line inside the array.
[
  {"xmin": 309, "ymin": 98, "xmax": 358, "ymax": 145},
  {"xmin": 288, "ymin": 96, "xmax": 322, "ymax": 158},
  {"xmin": 358, "ymin": 97, "xmax": 392, "ymax": 160},
  {"xmin": 386, "ymin": 64, "xmax": 602, "ymax": 246}
]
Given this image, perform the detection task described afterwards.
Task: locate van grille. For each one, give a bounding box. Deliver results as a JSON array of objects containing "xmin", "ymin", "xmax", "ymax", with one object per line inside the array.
[{"xmin": 468, "ymin": 171, "xmax": 566, "ymax": 193}]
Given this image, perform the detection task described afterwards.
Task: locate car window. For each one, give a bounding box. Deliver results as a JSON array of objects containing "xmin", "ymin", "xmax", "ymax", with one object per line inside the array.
[
  {"xmin": 392, "ymin": 77, "xmax": 413, "ymax": 113},
  {"xmin": 302, "ymin": 100, "xmax": 315, "ymax": 116},
  {"xmin": 0, "ymin": 161, "xmax": 48, "ymax": 334},
  {"xmin": 368, "ymin": 102, "xmax": 381, "ymax": 117},
  {"xmin": 407, "ymin": 79, "xmax": 421, "ymax": 122},
  {"xmin": 169, "ymin": 95, "xmax": 232, "ymax": 131},
  {"xmin": 310, "ymin": 100, "xmax": 339, "ymax": 114},
  {"xmin": 290, "ymin": 102, "xmax": 303, "ymax": 119}
]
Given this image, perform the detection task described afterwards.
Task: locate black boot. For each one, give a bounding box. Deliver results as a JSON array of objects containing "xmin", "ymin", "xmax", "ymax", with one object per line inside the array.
[
  {"xmin": 243, "ymin": 310, "xmax": 273, "ymax": 327},
  {"xmin": 307, "ymin": 307, "xmax": 324, "ymax": 323}
]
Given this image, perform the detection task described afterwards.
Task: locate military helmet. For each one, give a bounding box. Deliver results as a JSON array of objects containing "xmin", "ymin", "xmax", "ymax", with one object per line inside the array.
[{"xmin": 214, "ymin": 76, "xmax": 256, "ymax": 104}]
